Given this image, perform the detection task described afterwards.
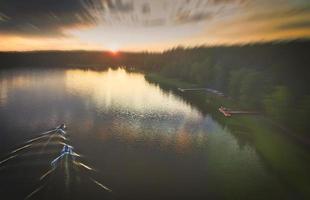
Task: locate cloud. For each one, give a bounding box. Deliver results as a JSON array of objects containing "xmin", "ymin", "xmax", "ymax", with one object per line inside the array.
[
  {"xmin": 0, "ymin": 0, "xmax": 103, "ymax": 37},
  {"xmin": 141, "ymin": 3, "xmax": 151, "ymax": 14},
  {"xmin": 0, "ymin": 0, "xmax": 247, "ymax": 36},
  {"xmin": 246, "ymin": 5, "xmax": 310, "ymax": 22},
  {"xmin": 104, "ymin": 0, "xmax": 134, "ymax": 13},
  {"xmin": 0, "ymin": 12, "xmax": 10, "ymax": 22},
  {"xmin": 174, "ymin": 11, "xmax": 214, "ymax": 24},
  {"xmin": 172, "ymin": 0, "xmax": 245, "ymax": 25},
  {"xmin": 207, "ymin": 0, "xmax": 247, "ymax": 5},
  {"xmin": 278, "ymin": 20, "xmax": 310, "ymax": 30},
  {"xmin": 142, "ymin": 18, "xmax": 166, "ymax": 26}
]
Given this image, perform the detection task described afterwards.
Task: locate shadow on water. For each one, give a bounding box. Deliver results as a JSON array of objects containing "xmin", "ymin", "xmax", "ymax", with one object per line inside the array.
[{"xmin": 0, "ymin": 127, "xmax": 113, "ymax": 200}]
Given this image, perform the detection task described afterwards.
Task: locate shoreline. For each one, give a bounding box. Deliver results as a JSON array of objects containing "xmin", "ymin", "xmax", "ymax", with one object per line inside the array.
[{"xmin": 145, "ymin": 72, "xmax": 310, "ymax": 198}]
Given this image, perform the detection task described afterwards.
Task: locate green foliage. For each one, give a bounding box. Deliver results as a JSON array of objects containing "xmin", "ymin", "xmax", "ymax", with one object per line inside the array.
[
  {"xmin": 263, "ymin": 86, "xmax": 291, "ymax": 123},
  {"xmin": 293, "ymin": 95, "xmax": 310, "ymax": 135},
  {"xmin": 239, "ymin": 70, "xmax": 266, "ymax": 108},
  {"xmin": 138, "ymin": 40, "xmax": 310, "ymax": 136},
  {"xmin": 190, "ymin": 58, "xmax": 212, "ymax": 85},
  {"xmin": 228, "ymin": 69, "xmax": 247, "ymax": 99}
]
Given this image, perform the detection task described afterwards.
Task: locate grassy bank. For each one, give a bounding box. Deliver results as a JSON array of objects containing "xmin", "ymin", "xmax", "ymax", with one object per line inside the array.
[{"xmin": 145, "ymin": 73, "xmax": 310, "ymax": 199}]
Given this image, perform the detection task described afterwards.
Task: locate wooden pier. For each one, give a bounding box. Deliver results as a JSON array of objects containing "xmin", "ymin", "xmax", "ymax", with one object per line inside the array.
[
  {"xmin": 178, "ymin": 88, "xmax": 206, "ymax": 92},
  {"xmin": 177, "ymin": 87, "xmax": 225, "ymax": 96},
  {"xmin": 219, "ymin": 106, "xmax": 259, "ymax": 117}
]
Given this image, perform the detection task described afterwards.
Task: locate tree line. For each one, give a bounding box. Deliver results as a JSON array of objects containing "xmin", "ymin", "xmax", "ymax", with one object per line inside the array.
[{"xmin": 136, "ymin": 40, "xmax": 310, "ymax": 136}]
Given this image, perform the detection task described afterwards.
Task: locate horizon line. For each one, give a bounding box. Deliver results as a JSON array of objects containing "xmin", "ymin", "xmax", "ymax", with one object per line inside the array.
[{"xmin": 1, "ymin": 38, "xmax": 309, "ymax": 54}]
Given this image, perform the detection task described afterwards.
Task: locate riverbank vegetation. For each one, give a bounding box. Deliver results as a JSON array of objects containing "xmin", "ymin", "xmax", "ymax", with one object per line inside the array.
[{"xmin": 140, "ymin": 40, "xmax": 310, "ymax": 138}]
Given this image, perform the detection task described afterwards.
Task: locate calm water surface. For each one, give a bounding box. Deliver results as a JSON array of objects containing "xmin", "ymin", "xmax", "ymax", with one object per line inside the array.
[{"xmin": 0, "ymin": 68, "xmax": 306, "ymax": 199}]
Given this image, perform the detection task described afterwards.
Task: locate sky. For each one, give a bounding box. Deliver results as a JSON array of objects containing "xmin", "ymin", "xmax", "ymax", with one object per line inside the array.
[{"xmin": 0, "ymin": 0, "xmax": 309, "ymax": 52}]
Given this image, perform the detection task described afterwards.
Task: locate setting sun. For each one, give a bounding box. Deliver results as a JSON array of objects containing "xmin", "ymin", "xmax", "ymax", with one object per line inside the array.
[{"xmin": 107, "ymin": 44, "xmax": 119, "ymax": 54}]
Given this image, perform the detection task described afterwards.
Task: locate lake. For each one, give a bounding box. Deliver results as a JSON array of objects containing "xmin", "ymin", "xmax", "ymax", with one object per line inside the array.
[{"xmin": 0, "ymin": 68, "xmax": 309, "ymax": 200}]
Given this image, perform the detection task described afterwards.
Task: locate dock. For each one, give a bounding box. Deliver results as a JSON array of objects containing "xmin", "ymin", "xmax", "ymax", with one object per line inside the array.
[
  {"xmin": 177, "ymin": 87, "xmax": 225, "ymax": 96},
  {"xmin": 219, "ymin": 106, "xmax": 259, "ymax": 117},
  {"xmin": 178, "ymin": 88, "xmax": 206, "ymax": 92}
]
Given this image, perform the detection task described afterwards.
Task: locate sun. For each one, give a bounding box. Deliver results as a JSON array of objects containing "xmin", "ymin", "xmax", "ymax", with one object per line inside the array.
[
  {"xmin": 110, "ymin": 47, "xmax": 118, "ymax": 53},
  {"xmin": 107, "ymin": 44, "xmax": 119, "ymax": 54}
]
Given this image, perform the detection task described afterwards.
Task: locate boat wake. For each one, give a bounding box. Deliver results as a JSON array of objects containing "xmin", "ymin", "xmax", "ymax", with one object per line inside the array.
[{"xmin": 0, "ymin": 124, "xmax": 113, "ymax": 200}]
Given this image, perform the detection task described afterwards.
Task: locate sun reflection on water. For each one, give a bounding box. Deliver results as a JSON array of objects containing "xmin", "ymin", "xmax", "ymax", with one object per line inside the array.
[
  {"xmin": 65, "ymin": 68, "xmax": 208, "ymax": 152},
  {"xmin": 65, "ymin": 68, "xmax": 200, "ymax": 116}
]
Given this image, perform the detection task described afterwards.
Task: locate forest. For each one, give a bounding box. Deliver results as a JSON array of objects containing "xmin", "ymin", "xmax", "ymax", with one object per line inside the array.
[{"xmin": 138, "ymin": 40, "xmax": 310, "ymax": 137}]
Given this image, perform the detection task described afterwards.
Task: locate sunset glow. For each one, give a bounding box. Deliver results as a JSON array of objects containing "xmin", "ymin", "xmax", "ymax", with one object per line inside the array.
[
  {"xmin": 0, "ymin": 0, "xmax": 309, "ymax": 52},
  {"xmin": 107, "ymin": 44, "xmax": 119, "ymax": 54}
]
